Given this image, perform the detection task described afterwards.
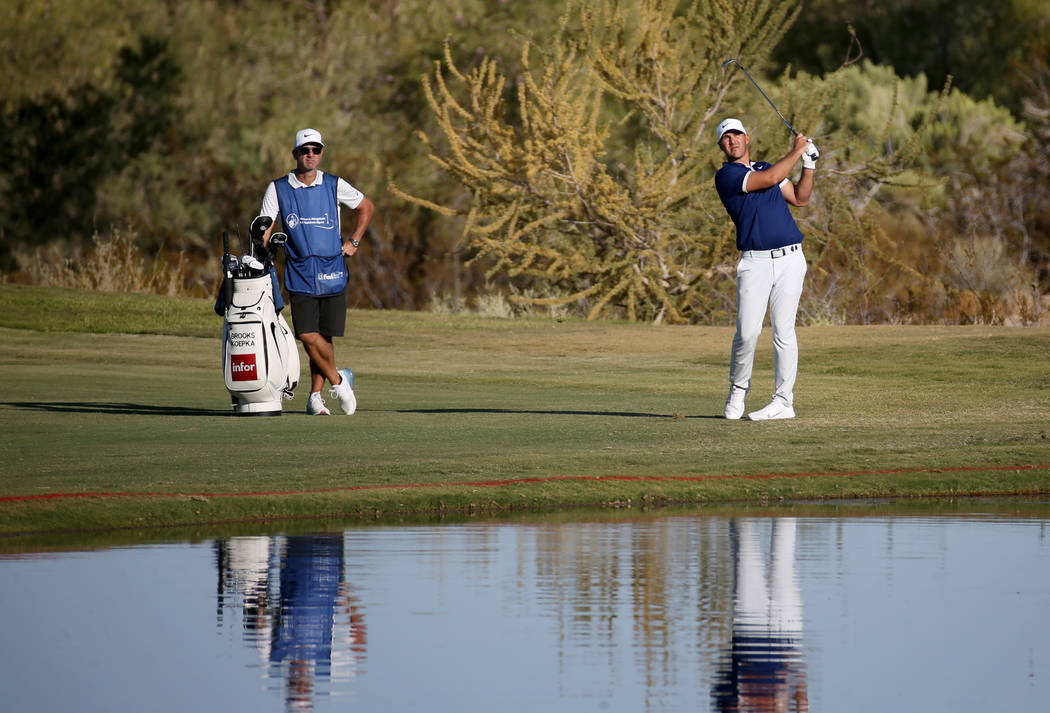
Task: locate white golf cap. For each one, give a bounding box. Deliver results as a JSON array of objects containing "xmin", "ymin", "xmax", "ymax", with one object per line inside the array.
[
  {"xmin": 294, "ymin": 128, "xmax": 324, "ymax": 149},
  {"xmin": 716, "ymin": 118, "xmax": 747, "ymax": 141}
]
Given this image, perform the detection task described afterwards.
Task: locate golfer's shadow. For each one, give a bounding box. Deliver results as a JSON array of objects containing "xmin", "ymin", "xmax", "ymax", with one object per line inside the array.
[
  {"xmin": 394, "ymin": 407, "xmax": 721, "ymax": 419},
  {"xmin": 2, "ymin": 402, "xmax": 229, "ymax": 417}
]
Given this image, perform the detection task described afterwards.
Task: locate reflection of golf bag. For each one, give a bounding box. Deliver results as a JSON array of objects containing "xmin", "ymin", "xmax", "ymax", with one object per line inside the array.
[{"xmin": 217, "ymin": 219, "xmax": 300, "ymax": 416}]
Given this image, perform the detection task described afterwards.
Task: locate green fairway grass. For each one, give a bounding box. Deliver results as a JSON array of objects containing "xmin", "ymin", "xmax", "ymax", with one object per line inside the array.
[{"xmin": 1, "ymin": 284, "xmax": 1048, "ymax": 535}]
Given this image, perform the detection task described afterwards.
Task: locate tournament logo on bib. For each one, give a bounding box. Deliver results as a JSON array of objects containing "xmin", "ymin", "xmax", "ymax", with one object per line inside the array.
[
  {"xmin": 286, "ymin": 213, "xmax": 300, "ymax": 230},
  {"xmin": 300, "ymin": 212, "xmax": 336, "ymax": 230}
]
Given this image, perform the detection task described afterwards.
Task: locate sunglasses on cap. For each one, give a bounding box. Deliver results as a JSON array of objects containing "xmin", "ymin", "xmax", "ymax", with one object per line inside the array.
[{"xmin": 297, "ymin": 145, "xmax": 323, "ymax": 155}]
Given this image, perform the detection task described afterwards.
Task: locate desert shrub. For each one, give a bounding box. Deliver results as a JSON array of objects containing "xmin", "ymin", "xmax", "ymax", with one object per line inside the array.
[{"xmin": 8, "ymin": 231, "xmax": 191, "ymax": 296}]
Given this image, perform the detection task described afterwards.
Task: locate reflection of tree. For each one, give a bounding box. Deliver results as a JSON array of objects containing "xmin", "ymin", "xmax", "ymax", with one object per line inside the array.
[
  {"xmin": 532, "ymin": 517, "xmax": 736, "ymax": 707},
  {"xmin": 713, "ymin": 519, "xmax": 808, "ymax": 713},
  {"xmin": 215, "ymin": 535, "xmax": 367, "ymax": 713}
]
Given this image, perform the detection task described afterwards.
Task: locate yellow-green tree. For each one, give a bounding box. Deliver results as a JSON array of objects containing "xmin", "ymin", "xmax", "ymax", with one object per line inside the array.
[{"xmin": 394, "ymin": 0, "xmax": 946, "ymax": 323}]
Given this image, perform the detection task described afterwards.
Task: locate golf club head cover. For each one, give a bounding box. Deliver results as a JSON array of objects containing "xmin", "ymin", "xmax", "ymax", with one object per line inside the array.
[
  {"xmin": 249, "ymin": 215, "xmax": 273, "ymax": 242},
  {"xmin": 267, "ymin": 231, "xmax": 287, "ymax": 264},
  {"xmin": 241, "ymin": 254, "xmax": 265, "ymax": 272}
]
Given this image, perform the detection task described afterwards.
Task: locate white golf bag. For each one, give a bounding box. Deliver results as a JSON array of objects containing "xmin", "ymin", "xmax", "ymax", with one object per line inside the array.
[{"xmin": 218, "ymin": 220, "xmax": 300, "ymax": 416}]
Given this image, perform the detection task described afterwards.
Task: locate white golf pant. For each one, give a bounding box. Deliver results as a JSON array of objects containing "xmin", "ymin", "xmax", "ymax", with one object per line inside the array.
[{"xmin": 729, "ymin": 247, "xmax": 807, "ymax": 405}]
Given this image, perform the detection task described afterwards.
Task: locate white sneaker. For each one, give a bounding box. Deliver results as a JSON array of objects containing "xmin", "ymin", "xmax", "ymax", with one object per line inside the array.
[
  {"xmin": 306, "ymin": 392, "xmax": 331, "ymax": 416},
  {"xmin": 724, "ymin": 386, "xmax": 746, "ymax": 420},
  {"xmin": 329, "ymin": 368, "xmax": 357, "ymax": 415},
  {"xmin": 747, "ymin": 401, "xmax": 796, "ymax": 421}
]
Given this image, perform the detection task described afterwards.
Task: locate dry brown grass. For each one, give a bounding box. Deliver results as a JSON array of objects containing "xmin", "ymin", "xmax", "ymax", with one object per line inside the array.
[
  {"xmin": 4, "ymin": 227, "xmax": 1046, "ymax": 326},
  {"xmin": 7, "ymin": 231, "xmax": 193, "ymax": 296}
]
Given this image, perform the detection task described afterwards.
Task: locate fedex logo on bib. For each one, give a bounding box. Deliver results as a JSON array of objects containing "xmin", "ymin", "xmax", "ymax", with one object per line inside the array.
[{"xmin": 230, "ymin": 353, "xmax": 258, "ymax": 381}]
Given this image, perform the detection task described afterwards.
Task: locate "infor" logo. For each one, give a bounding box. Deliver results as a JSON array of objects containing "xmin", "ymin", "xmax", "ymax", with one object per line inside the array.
[{"xmin": 230, "ymin": 354, "xmax": 257, "ymax": 381}]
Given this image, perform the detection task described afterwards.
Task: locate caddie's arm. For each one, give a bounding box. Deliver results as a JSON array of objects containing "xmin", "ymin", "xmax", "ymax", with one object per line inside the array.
[
  {"xmin": 745, "ymin": 133, "xmax": 811, "ymax": 192},
  {"xmin": 261, "ymin": 223, "xmax": 276, "ymax": 247},
  {"xmin": 259, "ymin": 181, "xmax": 280, "ymax": 246},
  {"xmin": 341, "ymin": 196, "xmax": 375, "ymax": 257}
]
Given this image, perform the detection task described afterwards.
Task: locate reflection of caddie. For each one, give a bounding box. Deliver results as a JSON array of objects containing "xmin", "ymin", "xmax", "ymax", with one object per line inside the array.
[
  {"xmin": 259, "ymin": 128, "xmax": 375, "ymax": 416},
  {"xmin": 714, "ymin": 118, "xmax": 819, "ymax": 421}
]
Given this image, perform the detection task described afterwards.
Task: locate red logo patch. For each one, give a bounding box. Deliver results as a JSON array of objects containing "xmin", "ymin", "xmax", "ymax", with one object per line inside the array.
[{"xmin": 230, "ymin": 354, "xmax": 257, "ymax": 381}]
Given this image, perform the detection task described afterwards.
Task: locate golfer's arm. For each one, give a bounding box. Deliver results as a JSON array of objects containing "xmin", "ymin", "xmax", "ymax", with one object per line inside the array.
[
  {"xmin": 746, "ymin": 136, "xmax": 809, "ymax": 192},
  {"xmin": 784, "ymin": 168, "xmax": 814, "ymax": 207}
]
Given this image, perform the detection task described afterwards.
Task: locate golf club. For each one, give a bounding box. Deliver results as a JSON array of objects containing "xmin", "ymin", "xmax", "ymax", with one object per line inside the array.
[
  {"xmin": 721, "ymin": 58, "xmax": 798, "ymax": 136},
  {"xmin": 221, "ymin": 230, "xmax": 236, "ymax": 308},
  {"xmin": 249, "ymin": 215, "xmax": 272, "ymax": 262},
  {"xmin": 240, "ymin": 254, "xmax": 265, "ymax": 276}
]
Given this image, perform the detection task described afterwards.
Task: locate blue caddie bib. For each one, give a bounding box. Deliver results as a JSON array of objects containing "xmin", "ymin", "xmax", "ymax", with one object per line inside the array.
[{"xmin": 274, "ymin": 175, "xmax": 348, "ymax": 296}]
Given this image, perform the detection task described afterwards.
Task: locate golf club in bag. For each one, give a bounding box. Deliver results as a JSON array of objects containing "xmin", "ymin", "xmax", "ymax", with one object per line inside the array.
[{"xmin": 216, "ymin": 216, "xmax": 300, "ymax": 416}]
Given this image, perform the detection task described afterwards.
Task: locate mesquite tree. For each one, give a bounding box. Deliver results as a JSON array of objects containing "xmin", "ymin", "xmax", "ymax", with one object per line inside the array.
[{"xmin": 394, "ymin": 0, "xmax": 939, "ymax": 323}]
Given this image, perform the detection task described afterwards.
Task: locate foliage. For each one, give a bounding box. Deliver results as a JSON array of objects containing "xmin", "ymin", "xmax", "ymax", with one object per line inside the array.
[
  {"xmin": 771, "ymin": 0, "xmax": 1050, "ymax": 114},
  {"xmin": 394, "ymin": 0, "xmax": 955, "ymax": 324},
  {"xmin": 0, "ymin": 34, "xmax": 181, "ymax": 271},
  {"xmin": 393, "ymin": 0, "xmax": 773, "ymax": 322},
  {"xmin": 0, "ymin": 0, "xmax": 1048, "ymax": 324},
  {"xmin": 1019, "ymin": 43, "xmax": 1050, "ymax": 285},
  {"xmin": 771, "ymin": 3, "xmax": 1050, "ymax": 322},
  {"xmin": 813, "ymin": 61, "xmax": 1043, "ymax": 324},
  {"xmin": 8, "ymin": 231, "xmax": 189, "ymax": 297}
]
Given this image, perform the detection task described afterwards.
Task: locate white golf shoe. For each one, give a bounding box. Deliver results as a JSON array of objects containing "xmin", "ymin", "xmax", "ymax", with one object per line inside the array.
[
  {"xmin": 306, "ymin": 392, "xmax": 331, "ymax": 416},
  {"xmin": 329, "ymin": 368, "xmax": 357, "ymax": 415},
  {"xmin": 747, "ymin": 400, "xmax": 796, "ymax": 421},
  {"xmin": 724, "ymin": 386, "xmax": 747, "ymax": 420}
]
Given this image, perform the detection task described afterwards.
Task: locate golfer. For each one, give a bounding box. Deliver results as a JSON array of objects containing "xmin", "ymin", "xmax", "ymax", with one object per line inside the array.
[
  {"xmin": 259, "ymin": 128, "xmax": 375, "ymax": 416},
  {"xmin": 714, "ymin": 118, "xmax": 818, "ymax": 420}
]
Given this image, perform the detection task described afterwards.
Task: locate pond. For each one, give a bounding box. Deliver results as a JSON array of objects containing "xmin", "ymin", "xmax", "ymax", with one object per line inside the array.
[{"xmin": 2, "ymin": 500, "xmax": 1048, "ymax": 713}]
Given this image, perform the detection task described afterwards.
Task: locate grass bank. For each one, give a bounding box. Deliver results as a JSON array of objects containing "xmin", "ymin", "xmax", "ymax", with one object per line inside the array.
[{"xmin": 1, "ymin": 284, "xmax": 1048, "ymax": 535}]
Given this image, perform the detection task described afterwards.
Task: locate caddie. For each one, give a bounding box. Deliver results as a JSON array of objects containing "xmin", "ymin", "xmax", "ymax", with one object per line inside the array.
[
  {"xmin": 259, "ymin": 127, "xmax": 375, "ymax": 416},
  {"xmin": 714, "ymin": 118, "xmax": 818, "ymax": 420}
]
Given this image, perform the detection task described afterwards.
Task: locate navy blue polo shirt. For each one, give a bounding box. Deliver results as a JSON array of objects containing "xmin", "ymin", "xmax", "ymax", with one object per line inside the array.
[{"xmin": 715, "ymin": 161, "xmax": 803, "ymax": 251}]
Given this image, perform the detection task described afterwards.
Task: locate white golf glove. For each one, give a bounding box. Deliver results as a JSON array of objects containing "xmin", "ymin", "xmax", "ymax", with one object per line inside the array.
[{"xmin": 802, "ymin": 140, "xmax": 819, "ymax": 170}]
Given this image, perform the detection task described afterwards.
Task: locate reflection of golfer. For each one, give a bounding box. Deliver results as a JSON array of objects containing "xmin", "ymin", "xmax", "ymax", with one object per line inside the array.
[
  {"xmin": 715, "ymin": 118, "xmax": 818, "ymax": 421},
  {"xmin": 713, "ymin": 518, "xmax": 808, "ymax": 712}
]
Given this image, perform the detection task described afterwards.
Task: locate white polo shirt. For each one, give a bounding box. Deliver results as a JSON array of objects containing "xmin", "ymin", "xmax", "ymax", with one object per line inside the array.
[{"xmin": 260, "ymin": 170, "xmax": 364, "ymax": 224}]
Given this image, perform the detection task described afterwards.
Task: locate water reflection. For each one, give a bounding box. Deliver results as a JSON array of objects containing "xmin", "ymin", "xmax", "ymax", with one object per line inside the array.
[
  {"xmin": 714, "ymin": 519, "xmax": 807, "ymax": 712},
  {"xmin": 6, "ymin": 503, "xmax": 1047, "ymax": 713},
  {"xmin": 216, "ymin": 536, "xmax": 367, "ymax": 712},
  {"xmin": 215, "ymin": 518, "xmax": 804, "ymax": 711}
]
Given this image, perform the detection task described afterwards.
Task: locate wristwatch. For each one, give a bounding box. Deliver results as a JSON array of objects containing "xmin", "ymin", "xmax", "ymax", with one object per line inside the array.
[{"xmin": 349, "ymin": 239, "xmax": 360, "ymax": 248}]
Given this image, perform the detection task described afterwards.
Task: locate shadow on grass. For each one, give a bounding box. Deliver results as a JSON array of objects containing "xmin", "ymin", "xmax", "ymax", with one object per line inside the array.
[
  {"xmin": 2, "ymin": 402, "xmax": 230, "ymax": 417},
  {"xmin": 393, "ymin": 407, "xmax": 722, "ymax": 419},
  {"xmin": 3, "ymin": 402, "xmax": 725, "ymax": 419}
]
